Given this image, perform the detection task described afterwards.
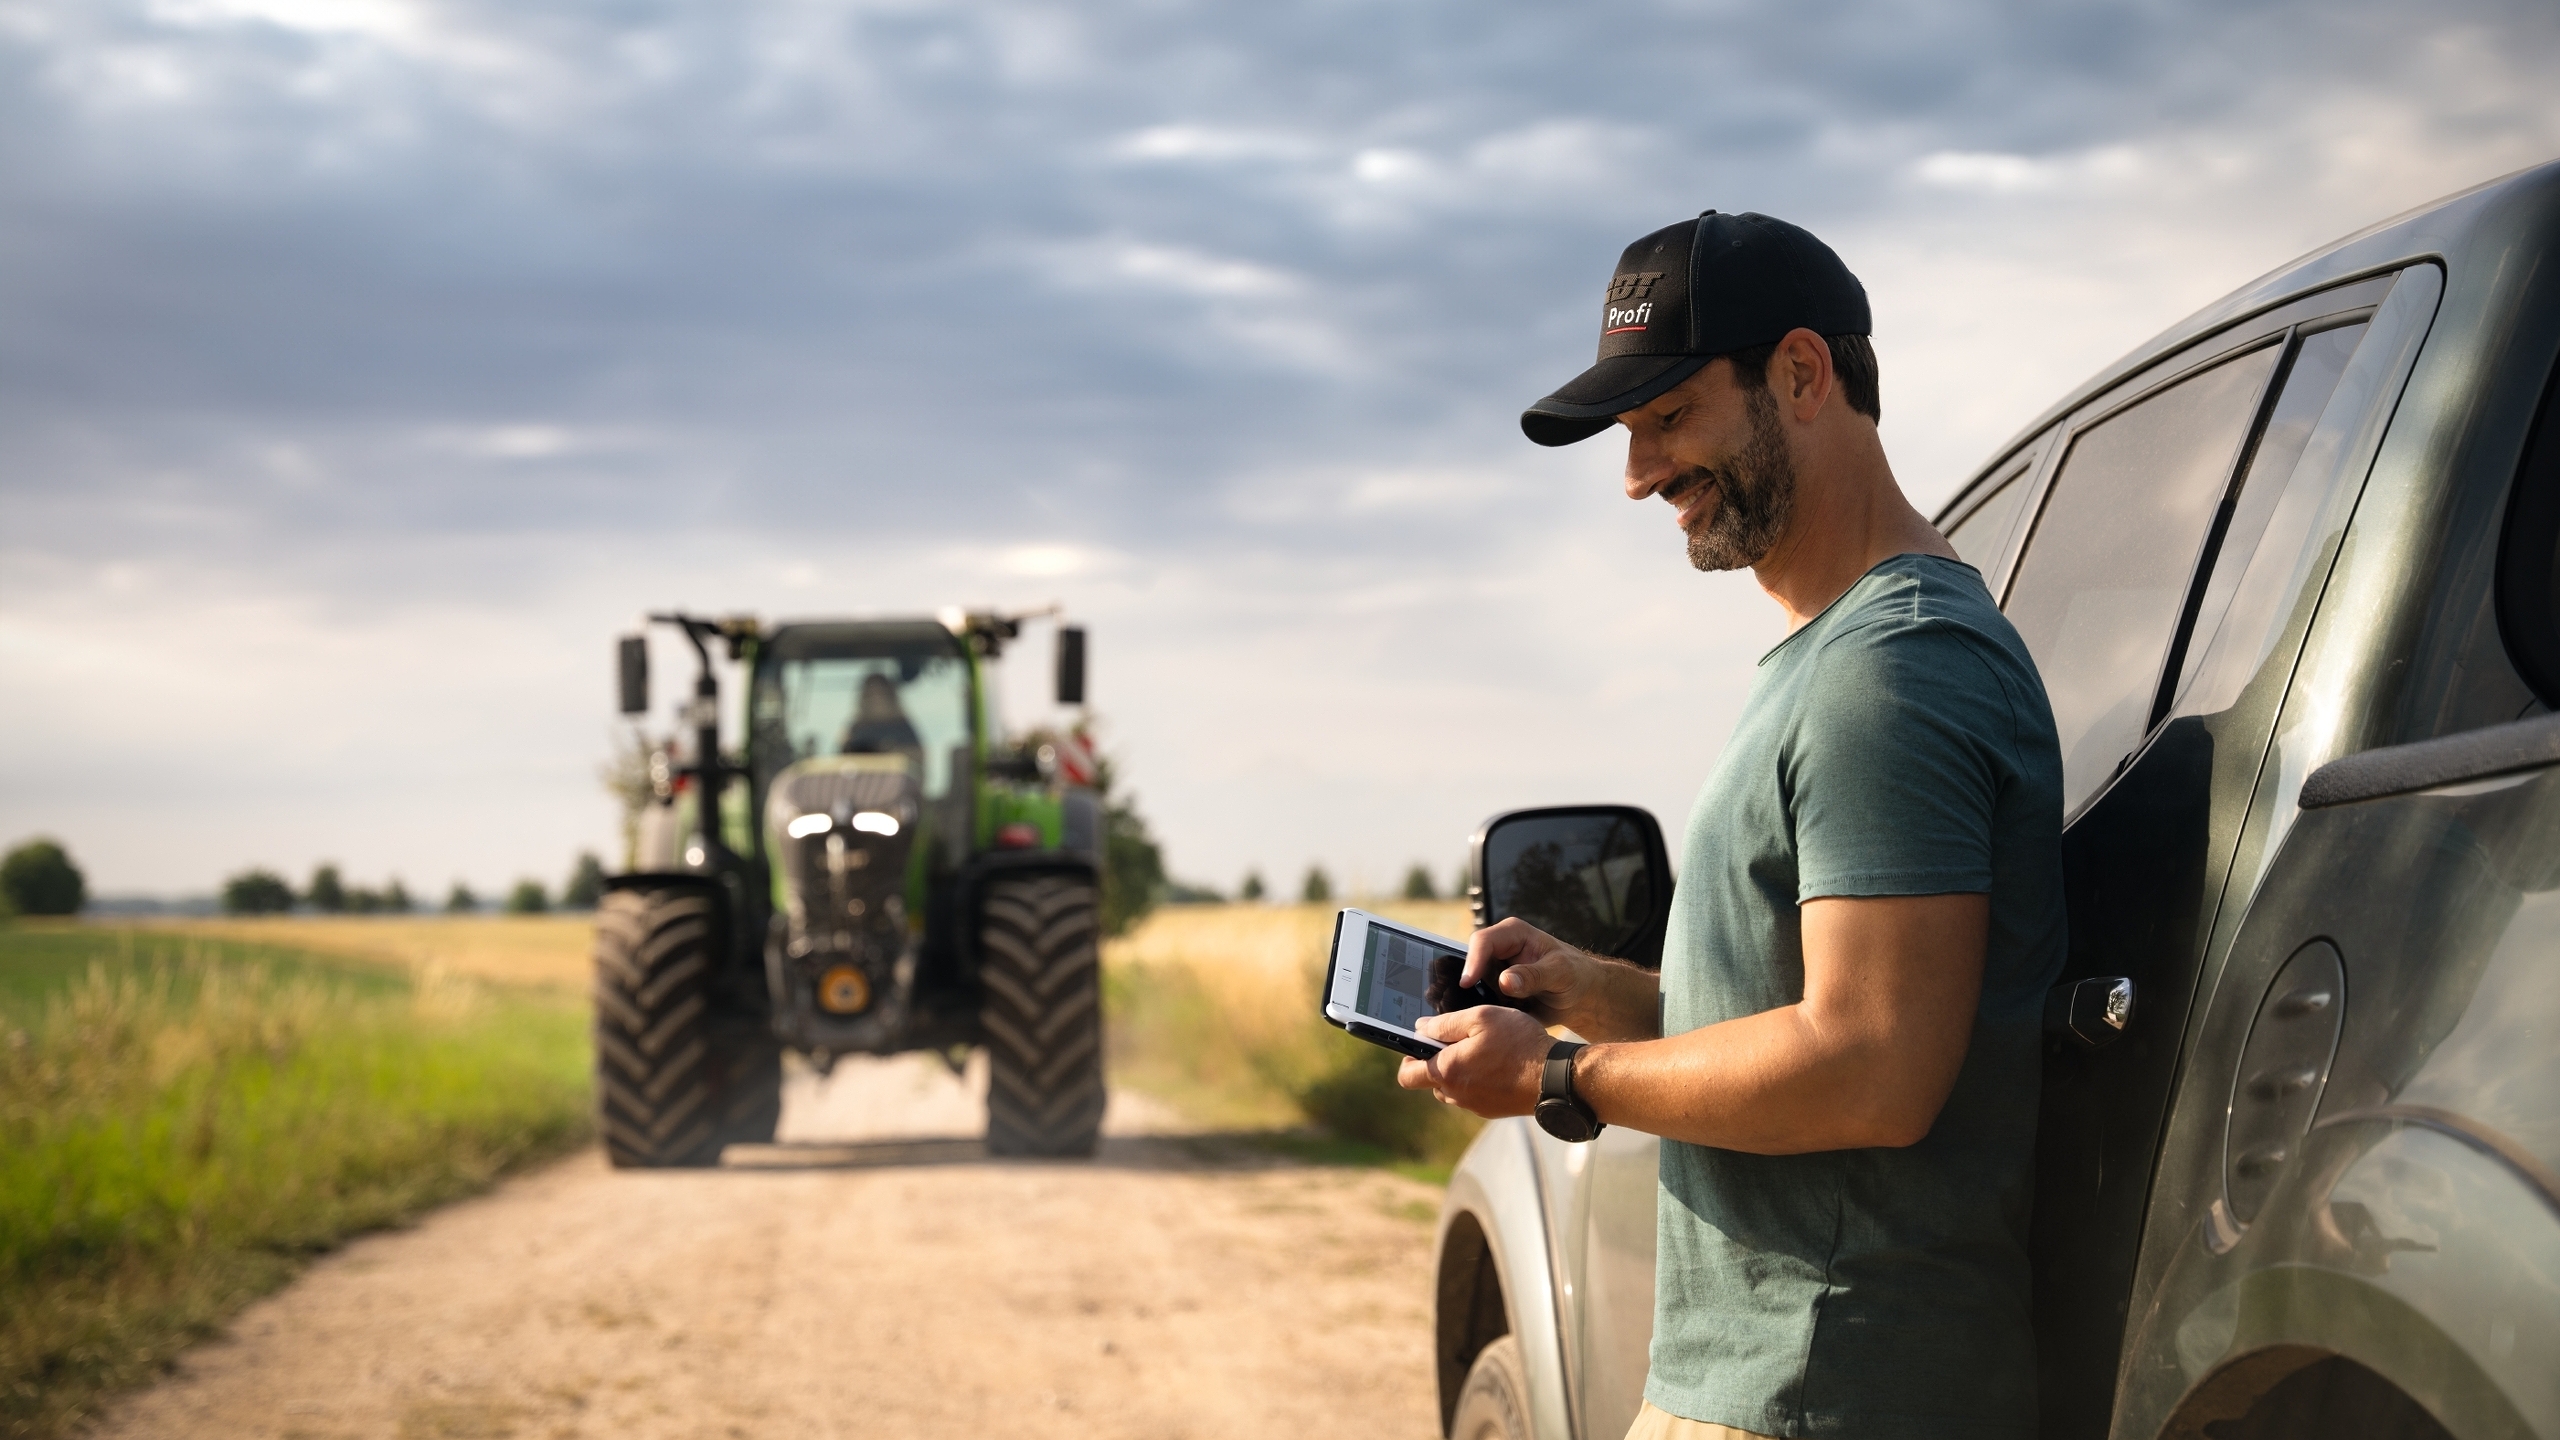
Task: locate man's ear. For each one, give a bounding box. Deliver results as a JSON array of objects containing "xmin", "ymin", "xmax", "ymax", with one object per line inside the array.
[{"xmin": 1774, "ymin": 328, "xmax": 1834, "ymax": 423}]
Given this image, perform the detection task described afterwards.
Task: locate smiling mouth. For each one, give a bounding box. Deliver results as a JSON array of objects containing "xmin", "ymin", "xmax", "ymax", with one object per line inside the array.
[{"xmin": 1664, "ymin": 474, "xmax": 1719, "ymax": 531}]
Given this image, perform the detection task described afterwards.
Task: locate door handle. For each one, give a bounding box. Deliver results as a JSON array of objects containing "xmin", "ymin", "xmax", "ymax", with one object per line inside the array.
[{"xmin": 2045, "ymin": 976, "xmax": 2136, "ymax": 1050}]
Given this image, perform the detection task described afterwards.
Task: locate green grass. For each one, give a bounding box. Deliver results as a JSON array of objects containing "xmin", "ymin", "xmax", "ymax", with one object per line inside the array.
[
  {"xmin": 0, "ymin": 924, "xmax": 592, "ymax": 1439},
  {"xmin": 0, "ymin": 927, "xmax": 411, "ymax": 1017}
]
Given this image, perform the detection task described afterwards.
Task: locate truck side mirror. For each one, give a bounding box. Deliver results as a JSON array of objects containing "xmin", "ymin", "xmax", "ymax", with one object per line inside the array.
[
  {"xmin": 618, "ymin": 635, "xmax": 649, "ymax": 716},
  {"xmin": 1470, "ymin": 805, "xmax": 1673, "ymax": 969},
  {"xmin": 1055, "ymin": 626, "xmax": 1086, "ymax": 706}
]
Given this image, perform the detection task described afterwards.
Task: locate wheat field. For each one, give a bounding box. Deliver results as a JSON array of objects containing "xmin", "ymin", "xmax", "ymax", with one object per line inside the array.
[
  {"xmin": 149, "ymin": 915, "xmax": 595, "ymax": 989},
  {"xmin": 151, "ymin": 900, "xmax": 1475, "ymax": 998},
  {"xmin": 145, "ymin": 901, "xmax": 1480, "ymax": 1151}
]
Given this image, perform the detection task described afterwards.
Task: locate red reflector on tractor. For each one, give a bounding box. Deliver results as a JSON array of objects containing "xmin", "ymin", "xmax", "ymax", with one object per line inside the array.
[{"xmin": 994, "ymin": 823, "xmax": 1041, "ymax": 850}]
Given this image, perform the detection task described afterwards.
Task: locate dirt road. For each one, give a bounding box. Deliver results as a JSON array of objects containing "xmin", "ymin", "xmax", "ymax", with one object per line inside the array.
[{"xmin": 95, "ymin": 1057, "xmax": 1446, "ymax": 1440}]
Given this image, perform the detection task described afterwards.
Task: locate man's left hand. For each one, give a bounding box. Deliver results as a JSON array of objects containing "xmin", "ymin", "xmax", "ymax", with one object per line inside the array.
[{"xmin": 1394, "ymin": 1005, "xmax": 1553, "ymax": 1117}]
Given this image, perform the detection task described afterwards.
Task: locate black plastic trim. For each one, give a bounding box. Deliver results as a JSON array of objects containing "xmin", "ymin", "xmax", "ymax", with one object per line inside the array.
[
  {"xmin": 2494, "ymin": 341, "xmax": 2560, "ymax": 706},
  {"xmin": 2298, "ymin": 711, "xmax": 2560, "ymax": 808},
  {"xmin": 1345, "ymin": 1019, "xmax": 1443, "ymax": 1062}
]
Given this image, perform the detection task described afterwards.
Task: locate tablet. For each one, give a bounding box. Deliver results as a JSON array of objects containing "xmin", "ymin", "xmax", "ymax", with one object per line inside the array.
[{"xmin": 1321, "ymin": 908, "xmax": 1522, "ymax": 1060}]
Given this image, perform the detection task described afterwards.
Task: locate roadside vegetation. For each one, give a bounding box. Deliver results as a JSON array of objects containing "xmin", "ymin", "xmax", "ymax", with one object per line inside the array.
[
  {"xmin": 1101, "ymin": 899, "xmax": 1485, "ymax": 1178},
  {"xmin": 0, "ymin": 877, "xmax": 1468, "ymax": 1431},
  {"xmin": 0, "ymin": 923, "xmax": 590, "ymax": 1440}
]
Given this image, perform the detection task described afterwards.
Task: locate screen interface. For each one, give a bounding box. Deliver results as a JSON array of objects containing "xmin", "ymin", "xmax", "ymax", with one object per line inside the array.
[{"xmin": 1358, "ymin": 923, "xmax": 1467, "ymax": 1032}]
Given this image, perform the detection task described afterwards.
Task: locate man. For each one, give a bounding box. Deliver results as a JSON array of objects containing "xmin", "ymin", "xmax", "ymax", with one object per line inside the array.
[
  {"xmin": 841, "ymin": 672, "xmax": 924, "ymax": 756},
  {"xmin": 1400, "ymin": 211, "xmax": 2066, "ymax": 1440}
]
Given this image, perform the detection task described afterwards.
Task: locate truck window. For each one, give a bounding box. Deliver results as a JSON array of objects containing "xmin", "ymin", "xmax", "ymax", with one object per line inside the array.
[
  {"xmin": 2168, "ymin": 320, "xmax": 2371, "ymax": 716},
  {"xmin": 2004, "ymin": 343, "xmax": 2283, "ymax": 815},
  {"xmin": 1944, "ymin": 448, "xmax": 2039, "ymax": 575},
  {"xmin": 2498, "ymin": 353, "xmax": 2560, "ymax": 708}
]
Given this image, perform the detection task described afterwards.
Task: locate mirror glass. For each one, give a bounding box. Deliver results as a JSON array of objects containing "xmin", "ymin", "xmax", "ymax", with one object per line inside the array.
[
  {"xmin": 1055, "ymin": 626, "xmax": 1087, "ymax": 706},
  {"xmin": 1484, "ymin": 809, "xmax": 1661, "ymax": 961},
  {"xmin": 617, "ymin": 635, "xmax": 649, "ymax": 716}
]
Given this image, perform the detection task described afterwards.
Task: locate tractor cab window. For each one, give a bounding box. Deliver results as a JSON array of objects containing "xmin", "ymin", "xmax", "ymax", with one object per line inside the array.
[{"xmin": 751, "ymin": 628, "xmax": 972, "ymax": 801}]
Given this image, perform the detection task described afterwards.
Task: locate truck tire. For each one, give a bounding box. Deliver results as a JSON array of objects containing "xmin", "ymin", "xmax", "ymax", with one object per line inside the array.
[
  {"xmin": 978, "ymin": 872, "xmax": 1105, "ymax": 1157},
  {"xmin": 593, "ymin": 886, "xmax": 780, "ymax": 1168},
  {"xmin": 1450, "ymin": 1336, "xmax": 1533, "ymax": 1440}
]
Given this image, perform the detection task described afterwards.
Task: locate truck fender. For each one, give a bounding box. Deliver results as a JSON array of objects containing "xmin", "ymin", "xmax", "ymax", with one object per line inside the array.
[
  {"xmin": 1441, "ymin": 1117, "xmax": 1576, "ymax": 1440},
  {"xmin": 2147, "ymin": 1120, "xmax": 2556, "ymax": 1440}
]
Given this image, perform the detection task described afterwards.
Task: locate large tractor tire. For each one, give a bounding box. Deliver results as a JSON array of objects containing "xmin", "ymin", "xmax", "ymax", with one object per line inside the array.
[
  {"xmin": 978, "ymin": 872, "xmax": 1106, "ymax": 1157},
  {"xmin": 593, "ymin": 886, "xmax": 781, "ymax": 1168}
]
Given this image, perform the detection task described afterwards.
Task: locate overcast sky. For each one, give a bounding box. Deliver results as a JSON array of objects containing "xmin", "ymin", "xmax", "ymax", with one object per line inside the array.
[{"xmin": 4, "ymin": 0, "xmax": 2558, "ymax": 901}]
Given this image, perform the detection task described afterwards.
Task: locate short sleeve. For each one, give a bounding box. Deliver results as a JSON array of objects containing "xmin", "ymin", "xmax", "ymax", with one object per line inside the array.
[{"xmin": 1785, "ymin": 622, "xmax": 2012, "ymax": 901}]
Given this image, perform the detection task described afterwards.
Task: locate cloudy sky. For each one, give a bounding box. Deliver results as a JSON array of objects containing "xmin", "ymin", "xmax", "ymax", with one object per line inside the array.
[{"xmin": 4, "ymin": 0, "xmax": 2558, "ymax": 901}]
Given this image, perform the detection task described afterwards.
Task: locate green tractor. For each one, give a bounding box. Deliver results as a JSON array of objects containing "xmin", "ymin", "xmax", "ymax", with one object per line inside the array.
[{"xmin": 598, "ymin": 608, "xmax": 1105, "ymax": 1167}]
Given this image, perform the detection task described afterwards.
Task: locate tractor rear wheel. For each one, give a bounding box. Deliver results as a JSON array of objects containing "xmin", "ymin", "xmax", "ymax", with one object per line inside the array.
[
  {"xmin": 978, "ymin": 872, "xmax": 1105, "ymax": 1157},
  {"xmin": 593, "ymin": 886, "xmax": 780, "ymax": 1168}
]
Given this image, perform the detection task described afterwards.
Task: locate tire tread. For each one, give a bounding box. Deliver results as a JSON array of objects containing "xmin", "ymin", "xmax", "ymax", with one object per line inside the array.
[
  {"xmin": 979, "ymin": 873, "xmax": 1105, "ymax": 1157},
  {"xmin": 592, "ymin": 887, "xmax": 780, "ymax": 1168}
]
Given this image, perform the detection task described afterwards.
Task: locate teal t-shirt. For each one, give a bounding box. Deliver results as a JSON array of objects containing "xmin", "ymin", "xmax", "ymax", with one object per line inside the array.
[{"xmin": 1647, "ymin": 553, "xmax": 2066, "ymax": 1440}]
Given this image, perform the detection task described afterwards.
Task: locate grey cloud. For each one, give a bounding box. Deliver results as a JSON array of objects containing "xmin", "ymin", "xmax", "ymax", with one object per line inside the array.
[{"xmin": 7, "ymin": 0, "xmax": 2559, "ymax": 889}]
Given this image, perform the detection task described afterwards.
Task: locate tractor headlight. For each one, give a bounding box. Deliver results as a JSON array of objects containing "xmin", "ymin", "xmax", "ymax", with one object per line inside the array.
[
  {"xmin": 851, "ymin": 811, "xmax": 900, "ymax": 836},
  {"xmin": 786, "ymin": 813, "xmax": 832, "ymax": 839}
]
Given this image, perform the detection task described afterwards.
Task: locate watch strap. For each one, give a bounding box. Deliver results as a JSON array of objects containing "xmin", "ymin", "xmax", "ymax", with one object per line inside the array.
[
  {"xmin": 1541, "ymin": 1039, "xmax": 1586, "ymax": 1106},
  {"xmin": 1535, "ymin": 1039, "xmax": 1602, "ymax": 1143}
]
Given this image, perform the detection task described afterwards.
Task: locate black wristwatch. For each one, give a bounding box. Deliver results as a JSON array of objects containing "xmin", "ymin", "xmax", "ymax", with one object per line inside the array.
[{"xmin": 1534, "ymin": 1039, "xmax": 1603, "ymax": 1143}]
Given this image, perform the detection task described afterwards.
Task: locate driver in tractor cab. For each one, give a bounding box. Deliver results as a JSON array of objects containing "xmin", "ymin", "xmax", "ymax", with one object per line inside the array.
[{"xmin": 840, "ymin": 672, "xmax": 922, "ymax": 757}]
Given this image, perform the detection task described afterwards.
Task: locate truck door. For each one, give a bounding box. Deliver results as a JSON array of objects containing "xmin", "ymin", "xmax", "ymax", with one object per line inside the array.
[{"xmin": 1982, "ymin": 269, "xmax": 2438, "ymax": 1440}]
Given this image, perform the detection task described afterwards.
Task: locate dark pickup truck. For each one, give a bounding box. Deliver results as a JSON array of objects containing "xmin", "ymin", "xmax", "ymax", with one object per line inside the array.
[{"xmin": 1433, "ymin": 160, "xmax": 2560, "ymax": 1440}]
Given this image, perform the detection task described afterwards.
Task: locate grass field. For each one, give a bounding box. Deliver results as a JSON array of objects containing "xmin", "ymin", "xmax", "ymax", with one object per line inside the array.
[
  {"xmin": 0, "ymin": 923, "xmax": 591, "ymax": 1440},
  {"xmin": 143, "ymin": 904, "xmax": 1482, "ymax": 1161},
  {"xmin": 148, "ymin": 914, "xmax": 594, "ymax": 991},
  {"xmin": 0, "ymin": 900, "xmax": 1473, "ymax": 1434},
  {"xmin": 1102, "ymin": 900, "xmax": 1484, "ymax": 1171}
]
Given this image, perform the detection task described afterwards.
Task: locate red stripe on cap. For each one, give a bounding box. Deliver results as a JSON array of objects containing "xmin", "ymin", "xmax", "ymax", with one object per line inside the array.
[{"xmin": 1602, "ymin": 325, "xmax": 1648, "ymax": 335}]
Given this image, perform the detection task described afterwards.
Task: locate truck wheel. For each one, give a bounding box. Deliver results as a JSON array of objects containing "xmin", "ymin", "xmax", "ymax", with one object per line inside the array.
[
  {"xmin": 978, "ymin": 872, "xmax": 1105, "ymax": 1157},
  {"xmin": 593, "ymin": 886, "xmax": 780, "ymax": 1168},
  {"xmin": 1450, "ymin": 1336, "xmax": 1533, "ymax": 1440}
]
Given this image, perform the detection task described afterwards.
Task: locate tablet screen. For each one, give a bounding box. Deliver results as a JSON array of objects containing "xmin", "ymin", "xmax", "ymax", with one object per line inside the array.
[{"xmin": 1359, "ymin": 922, "xmax": 1465, "ymax": 1033}]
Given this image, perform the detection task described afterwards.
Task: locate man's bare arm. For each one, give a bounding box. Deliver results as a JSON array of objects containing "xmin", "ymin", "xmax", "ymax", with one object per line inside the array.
[{"xmin": 1401, "ymin": 892, "xmax": 1987, "ymax": 1153}]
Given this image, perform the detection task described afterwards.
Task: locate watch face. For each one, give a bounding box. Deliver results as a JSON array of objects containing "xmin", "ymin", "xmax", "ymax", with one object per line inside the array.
[{"xmin": 1535, "ymin": 1096, "xmax": 1600, "ymax": 1144}]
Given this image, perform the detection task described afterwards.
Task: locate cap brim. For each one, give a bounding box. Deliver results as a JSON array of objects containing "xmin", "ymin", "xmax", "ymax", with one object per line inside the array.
[{"xmin": 1520, "ymin": 353, "xmax": 1711, "ymax": 447}]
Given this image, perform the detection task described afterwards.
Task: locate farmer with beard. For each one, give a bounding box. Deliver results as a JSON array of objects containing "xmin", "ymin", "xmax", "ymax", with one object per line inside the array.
[{"xmin": 1399, "ymin": 212, "xmax": 2067, "ymax": 1440}]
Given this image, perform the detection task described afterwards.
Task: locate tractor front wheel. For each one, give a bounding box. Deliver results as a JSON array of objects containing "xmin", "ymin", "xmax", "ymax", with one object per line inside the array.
[
  {"xmin": 593, "ymin": 886, "xmax": 781, "ymax": 1168},
  {"xmin": 978, "ymin": 872, "xmax": 1106, "ymax": 1157}
]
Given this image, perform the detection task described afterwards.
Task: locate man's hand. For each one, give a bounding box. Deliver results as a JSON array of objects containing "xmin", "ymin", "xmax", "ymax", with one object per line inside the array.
[
  {"xmin": 1394, "ymin": 1004, "xmax": 1552, "ymax": 1116},
  {"xmin": 1465, "ymin": 917, "xmax": 1661, "ymax": 1043}
]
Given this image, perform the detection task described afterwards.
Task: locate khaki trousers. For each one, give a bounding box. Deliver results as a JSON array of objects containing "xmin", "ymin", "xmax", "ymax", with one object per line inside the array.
[{"xmin": 1623, "ymin": 1401, "xmax": 1782, "ymax": 1440}]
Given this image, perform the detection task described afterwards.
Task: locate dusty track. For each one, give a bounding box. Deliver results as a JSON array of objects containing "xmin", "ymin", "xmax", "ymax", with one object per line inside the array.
[{"xmin": 94, "ymin": 1056, "xmax": 1445, "ymax": 1440}]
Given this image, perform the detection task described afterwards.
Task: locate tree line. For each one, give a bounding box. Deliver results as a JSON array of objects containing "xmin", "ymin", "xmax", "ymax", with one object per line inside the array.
[
  {"xmin": 1205, "ymin": 861, "xmax": 1466, "ymax": 906},
  {"xmin": 6, "ymin": 828, "xmax": 1465, "ymax": 924},
  {"xmin": 218, "ymin": 853, "xmax": 611, "ymax": 916}
]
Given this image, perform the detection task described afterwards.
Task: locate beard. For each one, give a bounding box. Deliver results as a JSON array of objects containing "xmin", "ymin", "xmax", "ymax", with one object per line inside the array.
[{"xmin": 1670, "ymin": 383, "xmax": 1798, "ymax": 572}]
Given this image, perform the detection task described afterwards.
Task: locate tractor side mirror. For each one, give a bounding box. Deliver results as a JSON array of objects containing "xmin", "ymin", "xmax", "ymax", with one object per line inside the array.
[
  {"xmin": 617, "ymin": 635, "xmax": 649, "ymax": 716},
  {"xmin": 1055, "ymin": 626, "xmax": 1087, "ymax": 706},
  {"xmin": 1470, "ymin": 805, "xmax": 1673, "ymax": 969}
]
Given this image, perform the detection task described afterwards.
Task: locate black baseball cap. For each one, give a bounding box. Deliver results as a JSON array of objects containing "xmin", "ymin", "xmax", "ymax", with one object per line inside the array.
[{"xmin": 1521, "ymin": 210, "xmax": 1871, "ymax": 446}]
